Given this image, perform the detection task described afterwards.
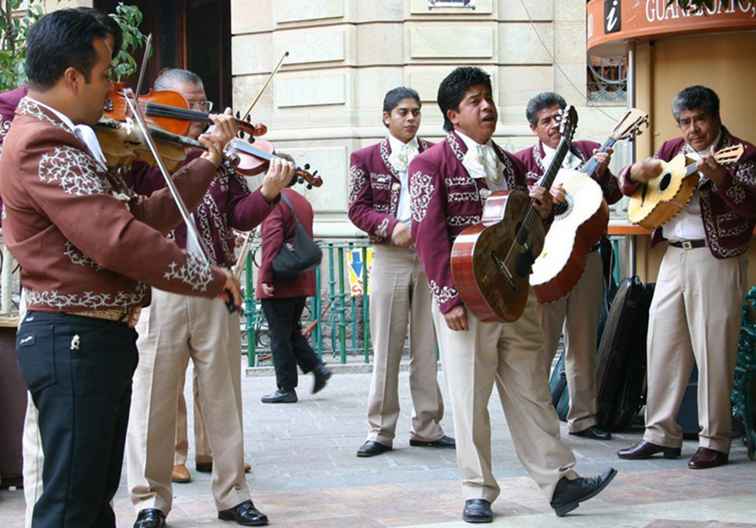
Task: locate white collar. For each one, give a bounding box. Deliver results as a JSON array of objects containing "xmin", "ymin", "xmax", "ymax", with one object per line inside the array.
[
  {"xmin": 387, "ymin": 133, "xmax": 419, "ymax": 154},
  {"xmin": 27, "ymin": 97, "xmax": 77, "ymax": 132},
  {"xmin": 455, "ymin": 129, "xmax": 493, "ymax": 153}
]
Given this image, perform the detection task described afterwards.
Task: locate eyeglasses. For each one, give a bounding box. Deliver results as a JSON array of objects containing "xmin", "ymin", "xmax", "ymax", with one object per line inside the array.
[{"xmin": 189, "ymin": 100, "xmax": 214, "ymax": 112}]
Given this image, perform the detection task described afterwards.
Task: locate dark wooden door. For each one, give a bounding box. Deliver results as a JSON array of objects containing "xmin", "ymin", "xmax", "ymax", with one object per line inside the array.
[{"xmin": 94, "ymin": 0, "xmax": 231, "ymax": 109}]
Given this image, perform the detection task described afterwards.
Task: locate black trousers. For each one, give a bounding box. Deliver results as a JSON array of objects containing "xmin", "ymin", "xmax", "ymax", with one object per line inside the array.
[
  {"xmin": 261, "ymin": 297, "xmax": 322, "ymax": 391},
  {"xmin": 16, "ymin": 311, "xmax": 138, "ymax": 528}
]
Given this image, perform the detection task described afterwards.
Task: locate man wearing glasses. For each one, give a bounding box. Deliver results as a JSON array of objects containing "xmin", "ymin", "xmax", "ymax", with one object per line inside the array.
[{"xmin": 124, "ymin": 69, "xmax": 293, "ymax": 527}]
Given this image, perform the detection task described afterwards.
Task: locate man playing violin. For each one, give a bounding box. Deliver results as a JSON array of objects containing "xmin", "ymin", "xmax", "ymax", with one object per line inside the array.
[
  {"xmin": 349, "ymin": 86, "xmax": 454, "ymax": 458},
  {"xmin": 124, "ymin": 68, "xmax": 293, "ymax": 528},
  {"xmin": 515, "ymin": 92, "xmax": 621, "ymax": 441},
  {"xmin": 0, "ymin": 9, "xmax": 242, "ymax": 528},
  {"xmin": 409, "ymin": 67, "xmax": 617, "ymax": 524},
  {"xmin": 618, "ymin": 85, "xmax": 756, "ymax": 470}
]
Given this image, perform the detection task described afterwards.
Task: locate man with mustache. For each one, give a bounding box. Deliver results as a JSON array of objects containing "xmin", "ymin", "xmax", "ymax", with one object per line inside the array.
[
  {"xmin": 349, "ymin": 86, "xmax": 454, "ymax": 458},
  {"xmin": 617, "ymin": 85, "xmax": 755, "ymax": 470},
  {"xmin": 409, "ymin": 67, "xmax": 617, "ymax": 524},
  {"xmin": 515, "ymin": 92, "xmax": 621, "ymax": 441}
]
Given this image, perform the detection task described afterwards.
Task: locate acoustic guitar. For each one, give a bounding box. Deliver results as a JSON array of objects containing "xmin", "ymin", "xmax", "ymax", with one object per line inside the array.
[
  {"xmin": 627, "ymin": 143, "xmax": 744, "ymax": 230},
  {"xmin": 450, "ymin": 106, "xmax": 578, "ymax": 322},
  {"xmin": 530, "ymin": 109, "xmax": 648, "ymax": 303}
]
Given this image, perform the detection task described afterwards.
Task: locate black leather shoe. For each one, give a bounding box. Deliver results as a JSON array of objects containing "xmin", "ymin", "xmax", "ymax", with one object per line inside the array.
[
  {"xmin": 312, "ymin": 365, "xmax": 332, "ymax": 394},
  {"xmin": 570, "ymin": 426, "xmax": 612, "ymax": 440},
  {"xmin": 260, "ymin": 388, "xmax": 297, "ymax": 404},
  {"xmin": 462, "ymin": 499, "xmax": 493, "ymax": 523},
  {"xmin": 617, "ymin": 440, "xmax": 681, "ymax": 460},
  {"xmin": 133, "ymin": 508, "xmax": 166, "ymax": 528},
  {"xmin": 218, "ymin": 500, "xmax": 268, "ymax": 526},
  {"xmin": 356, "ymin": 440, "xmax": 392, "ymax": 457},
  {"xmin": 410, "ymin": 435, "xmax": 456, "ymax": 449},
  {"xmin": 550, "ymin": 468, "xmax": 617, "ymax": 517}
]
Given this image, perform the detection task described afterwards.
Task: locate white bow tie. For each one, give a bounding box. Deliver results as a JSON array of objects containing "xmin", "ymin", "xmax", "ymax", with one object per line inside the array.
[
  {"xmin": 389, "ymin": 143, "xmax": 418, "ymax": 172},
  {"xmin": 463, "ymin": 143, "xmax": 499, "ymax": 182}
]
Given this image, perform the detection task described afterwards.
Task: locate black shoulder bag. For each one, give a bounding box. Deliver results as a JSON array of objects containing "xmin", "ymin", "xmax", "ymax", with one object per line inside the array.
[{"xmin": 271, "ymin": 194, "xmax": 322, "ymax": 280}]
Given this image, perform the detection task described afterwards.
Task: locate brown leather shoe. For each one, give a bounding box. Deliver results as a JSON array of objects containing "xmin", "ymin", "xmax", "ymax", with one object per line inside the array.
[
  {"xmin": 617, "ymin": 440, "xmax": 681, "ymax": 460},
  {"xmin": 688, "ymin": 447, "xmax": 728, "ymax": 469},
  {"xmin": 171, "ymin": 464, "xmax": 191, "ymax": 483}
]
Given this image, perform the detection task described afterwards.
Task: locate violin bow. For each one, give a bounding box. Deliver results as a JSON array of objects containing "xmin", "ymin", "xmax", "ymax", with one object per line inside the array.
[
  {"xmin": 241, "ymin": 50, "xmax": 288, "ymax": 121},
  {"xmin": 134, "ymin": 33, "xmax": 152, "ymax": 98},
  {"xmin": 233, "ymin": 50, "xmax": 290, "ymax": 279},
  {"xmin": 122, "ymin": 90, "xmax": 237, "ymax": 311}
]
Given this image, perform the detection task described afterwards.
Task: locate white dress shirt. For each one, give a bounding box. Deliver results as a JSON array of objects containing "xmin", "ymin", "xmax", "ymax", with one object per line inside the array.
[
  {"xmin": 387, "ymin": 133, "xmax": 419, "ymax": 224},
  {"xmin": 663, "ymin": 132, "xmax": 721, "ymax": 242}
]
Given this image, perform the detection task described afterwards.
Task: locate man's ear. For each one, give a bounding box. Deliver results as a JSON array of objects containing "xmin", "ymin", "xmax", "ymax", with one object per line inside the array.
[
  {"xmin": 382, "ymin": 111, "xmax": 391, "ymax": 128},
  {"xmin": 446, "ymin": 108, "xmax": 458, "ymax": 127}
]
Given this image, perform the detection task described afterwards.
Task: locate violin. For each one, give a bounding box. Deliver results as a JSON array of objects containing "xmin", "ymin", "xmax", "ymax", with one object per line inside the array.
[
  {"xmin": 104, "ymin": 87, "xmax": 268, "ymax": 138},
  {"xmin": 227, "ymin": 137, "xmax": 323, "ymax": 189}
]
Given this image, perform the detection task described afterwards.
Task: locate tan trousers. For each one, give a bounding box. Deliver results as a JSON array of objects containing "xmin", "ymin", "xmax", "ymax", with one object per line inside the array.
[
  {"xmin": 126, "ymin": 290, "xmax": 248, "ymax": 514},
  {"xmin": 542, "ymin": 250, "xmax": 603, "ymax": 432},
  {"xmin": 366, "ymin": 245, "xmax": 445, "ymax": 445},
  {"xmin": 432, "ymin": 292, "xmax": 577, "ymax": 503},
  {"xmin": 174, "ymin": 369, "xmax": 211, "ymax": 466},
  {"xmin": 643, "ymin": 246, "xmax": 747, "ymax": 454}
]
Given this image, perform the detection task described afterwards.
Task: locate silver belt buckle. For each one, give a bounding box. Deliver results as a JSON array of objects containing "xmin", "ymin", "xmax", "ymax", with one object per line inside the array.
[{"xmin": 681, "ymin": 240, "xmax": 693, "ymax": 250}]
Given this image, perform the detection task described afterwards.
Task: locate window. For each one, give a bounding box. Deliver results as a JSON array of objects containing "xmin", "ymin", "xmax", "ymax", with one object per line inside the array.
[{"xmin": 587, "ymin": 55, "xmax": 627, "ymax": 105}]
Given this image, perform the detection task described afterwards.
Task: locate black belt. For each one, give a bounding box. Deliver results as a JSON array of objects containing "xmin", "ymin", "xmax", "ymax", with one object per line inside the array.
[{"xmin": 668, "ymin": 239, "xmax": 706, "ymax": 249}]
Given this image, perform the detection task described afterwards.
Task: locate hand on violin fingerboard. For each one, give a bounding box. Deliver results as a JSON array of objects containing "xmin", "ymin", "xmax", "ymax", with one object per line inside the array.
[
  {"xmin": 199, "ymin": 114, "xmax": 239, "ymax": 167},
  {"xmin": 260, "ymin": 157, "xmax": 295, "ymax": 201}
]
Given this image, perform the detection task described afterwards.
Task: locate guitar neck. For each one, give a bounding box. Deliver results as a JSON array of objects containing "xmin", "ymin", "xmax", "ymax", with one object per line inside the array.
[
  {"xmin": 580, "ymin": 138, "xmax": 616, "ymax": 177},
  {"xmin": 539, "ymin": 136, "xmax": 572, "ymax": 190}
]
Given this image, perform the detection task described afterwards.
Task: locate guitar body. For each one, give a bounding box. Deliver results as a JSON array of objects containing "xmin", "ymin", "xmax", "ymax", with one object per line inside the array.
[
  {"xmin": 530, "ymin": 169, "xmax": 609, "ymax": 303},
  {"xmin": 627, "ymin": 153, "xmax": 699, "ymax": 230},
  {"xmin": 451, "ymin": 190, "xmax": 545, "ymax": 322}
]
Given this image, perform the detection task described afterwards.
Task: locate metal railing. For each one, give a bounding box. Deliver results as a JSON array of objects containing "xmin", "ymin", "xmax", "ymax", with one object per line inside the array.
[{"xmin": 242, "ymin": 240, "xmax": 373, "ymax": 367}]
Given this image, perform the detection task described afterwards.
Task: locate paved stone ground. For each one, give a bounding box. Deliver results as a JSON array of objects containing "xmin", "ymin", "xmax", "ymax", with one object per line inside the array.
[{"xmin": 1, "ymin": 365, "xmax": 755, "ymax": 527}]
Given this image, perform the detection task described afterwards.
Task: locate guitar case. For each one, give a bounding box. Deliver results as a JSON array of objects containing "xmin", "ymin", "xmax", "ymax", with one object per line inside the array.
[
  {"xmin": 595, "ymin": 276, "xmax": 655, "ymax": 431},
  {"xmin": 548, "ymin": 238, "xmax": 617, "ymax": 423}
]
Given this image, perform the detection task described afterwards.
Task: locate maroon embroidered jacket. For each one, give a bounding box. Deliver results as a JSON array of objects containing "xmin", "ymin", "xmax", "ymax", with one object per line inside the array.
[
  {"xmin": 348, "ymin": 137, "xmax": 432, "ymax": 243},
  {"xmin": 514, "ymin": 140, "xmax": 622, "ymax": 205},
  {"xmin": 409, "ymin": 132, "xmax": 530, "ymax": 314},
  {"xmin": 126, "ymin": 149, "xmax": 276, "ymax": 268},
  {"xmin": 620, "ymin": 127, "xmax": 755, "ymax": 258},
  {"xmin": 0, "ymin": 97, "xmax": 227, "ymax": 312},
  {"xmin": 256, "ymin": 188, "xmax": 316, "ymax": 300},
  {"xmin": 0, "ymin": 86, "xmax": 29, "ymax": 225}
]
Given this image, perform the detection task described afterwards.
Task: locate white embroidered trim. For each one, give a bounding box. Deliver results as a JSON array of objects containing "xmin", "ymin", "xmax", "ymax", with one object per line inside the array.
[
  {"xmin": 410, "ymin": 170, "xmax": 435, "ymax": 223},
  {"xmin": 64, "ymin": 241, "xmax": 102, "ymax": 271},
  {"xmin": 448, "ymin": 215, "xmax": 481, "ymax": 227},
  {"xmin": 734, "ymin": 159, "xmax": 755, "ymax": 186},
  {"xmin": 375, "ymin": 217, "xmax": 390, "ymax": 239},
  {"xmin": 700, "ymin": 187, "xmax": 743, "ymax": 259},
  {"xmin": 348, "ymin": 165, "xmax": 368, "ymax": 208},
  {"xmin": 429, "ymin": 279, "xmax": 459, "ymax": 306},
  {"xmin": 447, "ymin": 133, "xmax": 465, "ymax": 162},
  {"xmin": 448, "ymin": 191, "xmax": 480, "ymax": 203},
  {"xmin": 380, "ymin": 139, "xmax": 400, "ymax": 181},
  {"xmin": 17, "ymin": 98, "xmax": 69, "ymax": 131},
  {"xmin": 725, "ymin": 184, "xmax": 747, "ymax": 205},
  {"xmin": 716, "ymin": 211, "xmax": 750, "ymax": 238},
  {"xmin": 0, "ymin": 116, "xmax": 11, "ymax": 156},
  {"xmin": 26, "ymin": 283, "xmax": 149, "ymax": 310},
  {"xmin": 38, "ymin": 146, "xmax": 111, "ymax": 196},
  {"xmin": 163, "ymin": 253, "xmax": 214, "ymax": 292}
]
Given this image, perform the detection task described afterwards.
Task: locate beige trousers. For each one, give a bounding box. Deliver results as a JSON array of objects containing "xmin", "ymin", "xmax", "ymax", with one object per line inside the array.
[
  {"xmin": 174, "ymin": 369, "xmax": 211, "ymax": 466},
  {"xmin": 432, "ymin": 292, "xmax": 577, "ymax": 503},
  {"xmin": 643, "ymin": 246, "xmax": 747, "ymax": 454},
  {"xmin": 126, "ymin": 290, "xmax": 248, "ymax": 514},
  {"xmin": 541, "ymin": 250, "xmax": 604, "ymax": 432},
  {"xmin": 366, "ymin": 245, "xmax": 445, "ymax": 445}
]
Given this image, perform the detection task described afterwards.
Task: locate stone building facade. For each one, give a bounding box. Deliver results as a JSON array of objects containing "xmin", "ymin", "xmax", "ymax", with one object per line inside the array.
[{"xmin": 230, "ymin": 0, "xmax": 630, "ymax": 237}]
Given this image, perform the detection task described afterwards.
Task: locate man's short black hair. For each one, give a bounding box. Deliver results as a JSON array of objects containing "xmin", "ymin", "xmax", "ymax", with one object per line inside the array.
[
  {"xmin": 672, "ymin": 85, "xmax": 720, "ymax": 122},
  {"xmin": 525, "ymin": 92, "xmax": 566, "ymax": 127},
  {"xmin": 437, "ymin": 67, "xmax": 491, "ymax": 132},
  {"xmin": 25, "ymin": 7, "xmax": 122, "ymax": 90},
  {"xmin": 383, "ymin": 86, "xmax": 421, "ymax": 120}
]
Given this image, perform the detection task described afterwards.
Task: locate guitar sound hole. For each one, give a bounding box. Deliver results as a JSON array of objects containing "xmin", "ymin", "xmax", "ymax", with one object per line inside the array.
[{"xmin": 659, "ymin": 173, "xmax": 671, "ymax": 191}]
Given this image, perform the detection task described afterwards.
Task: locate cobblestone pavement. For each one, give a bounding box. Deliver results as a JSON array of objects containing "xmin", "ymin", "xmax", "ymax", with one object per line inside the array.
[{"xmin": 1, "ymin": 365, "xmax": 755, "ymax": 527}]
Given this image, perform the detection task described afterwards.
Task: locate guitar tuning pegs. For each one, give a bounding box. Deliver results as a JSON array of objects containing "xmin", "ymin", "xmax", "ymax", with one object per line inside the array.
[
  {"xmin": 304, "ymin": 163, "xmax": 310, "ymax": 170},
  {"xmin": 235, "ymin": 110, "xmax": 241, "ymax": 119},
  {"xmin": 307, "ymin": 184, "xmax": 312, "ymax": 190},
  {"xmin": 312, "ymin": 170, "xmax": 319, "ymax": 177}
]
